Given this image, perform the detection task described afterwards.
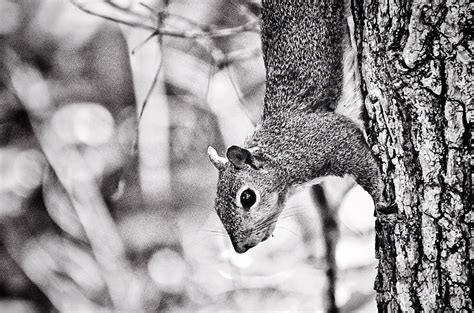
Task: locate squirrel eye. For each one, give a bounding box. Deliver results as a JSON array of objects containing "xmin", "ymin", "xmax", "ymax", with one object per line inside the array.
[{"xmin": 240, "ymin": 188, "xmax": 257, "ymax": 208}]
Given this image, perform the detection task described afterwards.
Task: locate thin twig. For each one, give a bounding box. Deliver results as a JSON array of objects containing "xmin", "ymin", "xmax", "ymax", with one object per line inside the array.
[
  {"xmin": 132, "ymin": 36, "xmax": 164, "ymax": 154},
  {"xmin": 71, "ymin": 0, "xmax": 260, "ymax": 39},
  {"xmin": 131, "ymin": 0, "xmax": 167, "ymax": 154},
  {"xmin": 138, "ymin": 43, "xmax": 163, "ymax": 122},
  {"xmin": 139, "ymin": 2, "xmax": 211, "ymax": 30},
  {"xmin": 131, "ymin": 30, "xmax": 158, "ymax": 54},
  {"xmin": 71, "ymin": 0, "xmax": 156, "ymax": 30}
]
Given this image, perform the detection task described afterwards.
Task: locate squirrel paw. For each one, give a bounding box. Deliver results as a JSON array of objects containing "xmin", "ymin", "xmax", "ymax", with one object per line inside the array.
[
  {"xmin": 374, "ymin": 202, "xmax": 398, "ymax": 221},
  {"xmin": 377, "ymin": 202, "xmax": 398, "ymax": 214}
]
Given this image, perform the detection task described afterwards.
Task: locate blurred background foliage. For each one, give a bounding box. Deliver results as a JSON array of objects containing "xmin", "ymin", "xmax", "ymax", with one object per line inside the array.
[{"xmin": 1, "ymin": 0, "xmax": 378, "ymax": 312}]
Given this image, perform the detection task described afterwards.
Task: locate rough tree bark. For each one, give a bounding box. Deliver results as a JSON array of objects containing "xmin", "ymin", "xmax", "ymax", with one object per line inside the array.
[{"xmin": 353, "ymin": 0, "xmax": 472, "ymax": 311}]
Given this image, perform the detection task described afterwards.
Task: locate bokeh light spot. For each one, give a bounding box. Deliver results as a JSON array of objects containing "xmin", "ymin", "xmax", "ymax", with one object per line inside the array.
[
  {"xmin": 0, "ymin": 148, "xmax": 45, "ymax": 198},
  {"xmin": 74, "ymin": 103, "xmax": 114, "ymax": 146},
  {"xmin": 52, "ymin": 103, "xmax": 114, "ymax": 146},
  {"xmin": 0, "ymin": 1, "xmax": 20, "ymax": 35},
  {"xmin": 12, "ymin": 149, "xmax": 46, "ymax": 196},
  {"xmin": 148, "ymin": 249, "xmax": 187, "ymax": 293}
]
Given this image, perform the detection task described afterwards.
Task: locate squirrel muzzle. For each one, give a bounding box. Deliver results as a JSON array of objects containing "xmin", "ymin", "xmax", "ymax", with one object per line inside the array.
[{"xmin": 228, "ymin": 221, "xmax": 277, "ymax": 254}]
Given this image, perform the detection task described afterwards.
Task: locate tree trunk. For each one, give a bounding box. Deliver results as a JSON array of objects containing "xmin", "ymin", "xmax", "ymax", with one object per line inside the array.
[{"xmin": 353, "ymin": 0, "xmax": 472, "ymax": 311}]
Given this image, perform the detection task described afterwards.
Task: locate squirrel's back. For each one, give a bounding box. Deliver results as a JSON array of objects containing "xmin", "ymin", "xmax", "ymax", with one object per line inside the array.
[
  {"xmin": 261, "ymin": 0, "xmax": 363, "ymax": 131},
  {"xmin": 261, "ymin": 0, "xmax": 345, "ymax": 114}
]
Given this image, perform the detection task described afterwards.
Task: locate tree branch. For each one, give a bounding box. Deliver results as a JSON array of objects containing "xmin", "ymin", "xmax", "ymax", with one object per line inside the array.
[{"xmin": 71, "ymin": 0, "xmax": 260, "ymax": 39}]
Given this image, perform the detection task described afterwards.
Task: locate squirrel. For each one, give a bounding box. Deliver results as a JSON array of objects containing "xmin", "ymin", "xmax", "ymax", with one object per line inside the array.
[{"xmin": 208, "ymin": 0, "xmax": 388, "ymax": 254}]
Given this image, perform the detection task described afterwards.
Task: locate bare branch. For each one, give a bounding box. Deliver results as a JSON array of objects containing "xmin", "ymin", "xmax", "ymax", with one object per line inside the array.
[{"xmin": 71, "ymin": 0, "xmax": 260, "ymax": 39}]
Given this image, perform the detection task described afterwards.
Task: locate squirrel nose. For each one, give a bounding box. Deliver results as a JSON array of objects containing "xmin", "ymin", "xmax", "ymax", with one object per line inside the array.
[
  {"xmin": 232, "ymin": 242, "xmax": 255, "ymax": 254},
  {"xmin": 233, "ymin": 243, "xmax": 250, "ymax": 254},
  {"xmin": 231, "ymin": 238, "xmax": 258, "ymax": 254}
]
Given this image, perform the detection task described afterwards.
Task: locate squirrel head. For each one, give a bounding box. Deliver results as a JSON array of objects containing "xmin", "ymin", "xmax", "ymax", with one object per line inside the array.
[{"xmin": 207, "ymin": 145, "xmax": 288, "ymax": 253}]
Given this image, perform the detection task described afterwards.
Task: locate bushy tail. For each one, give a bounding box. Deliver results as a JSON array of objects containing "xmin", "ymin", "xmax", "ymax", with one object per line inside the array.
[{"xmin": 335, "ymin": 10, "xmax": 364, "ymax": 131}]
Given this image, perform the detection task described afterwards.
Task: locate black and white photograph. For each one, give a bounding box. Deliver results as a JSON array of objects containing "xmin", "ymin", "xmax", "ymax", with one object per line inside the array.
[{"xmin": 0, "ymin": 0, "xmax": 472, "ymax": 312}]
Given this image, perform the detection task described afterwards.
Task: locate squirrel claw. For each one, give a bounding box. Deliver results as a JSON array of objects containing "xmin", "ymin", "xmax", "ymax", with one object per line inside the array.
[
  {"xmin": 374, "ymin": 202, "xmax": 398, "ymax": 224},
  {"xmin": 376, "ymin": 201, "xmax": 397, "ymax": 215}
]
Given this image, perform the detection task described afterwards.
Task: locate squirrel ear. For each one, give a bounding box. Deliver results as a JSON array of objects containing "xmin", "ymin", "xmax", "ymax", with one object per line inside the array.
[
  {"xmin": 207, "ymin": 146, "xmax": 227, "ymax": 171},
  {"xmin": 226, "ymin": 145, "xmax": 251, "ymax": 169}
]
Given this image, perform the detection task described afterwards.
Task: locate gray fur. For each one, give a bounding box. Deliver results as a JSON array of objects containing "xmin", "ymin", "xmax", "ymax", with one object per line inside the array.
[
  {"xmin": 261, "ymin": 0, "xmax": 344, "ymax": 114},
  {"xmin": 209, "ymin": 0, "xmax": 384, "ymax": 253}
]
